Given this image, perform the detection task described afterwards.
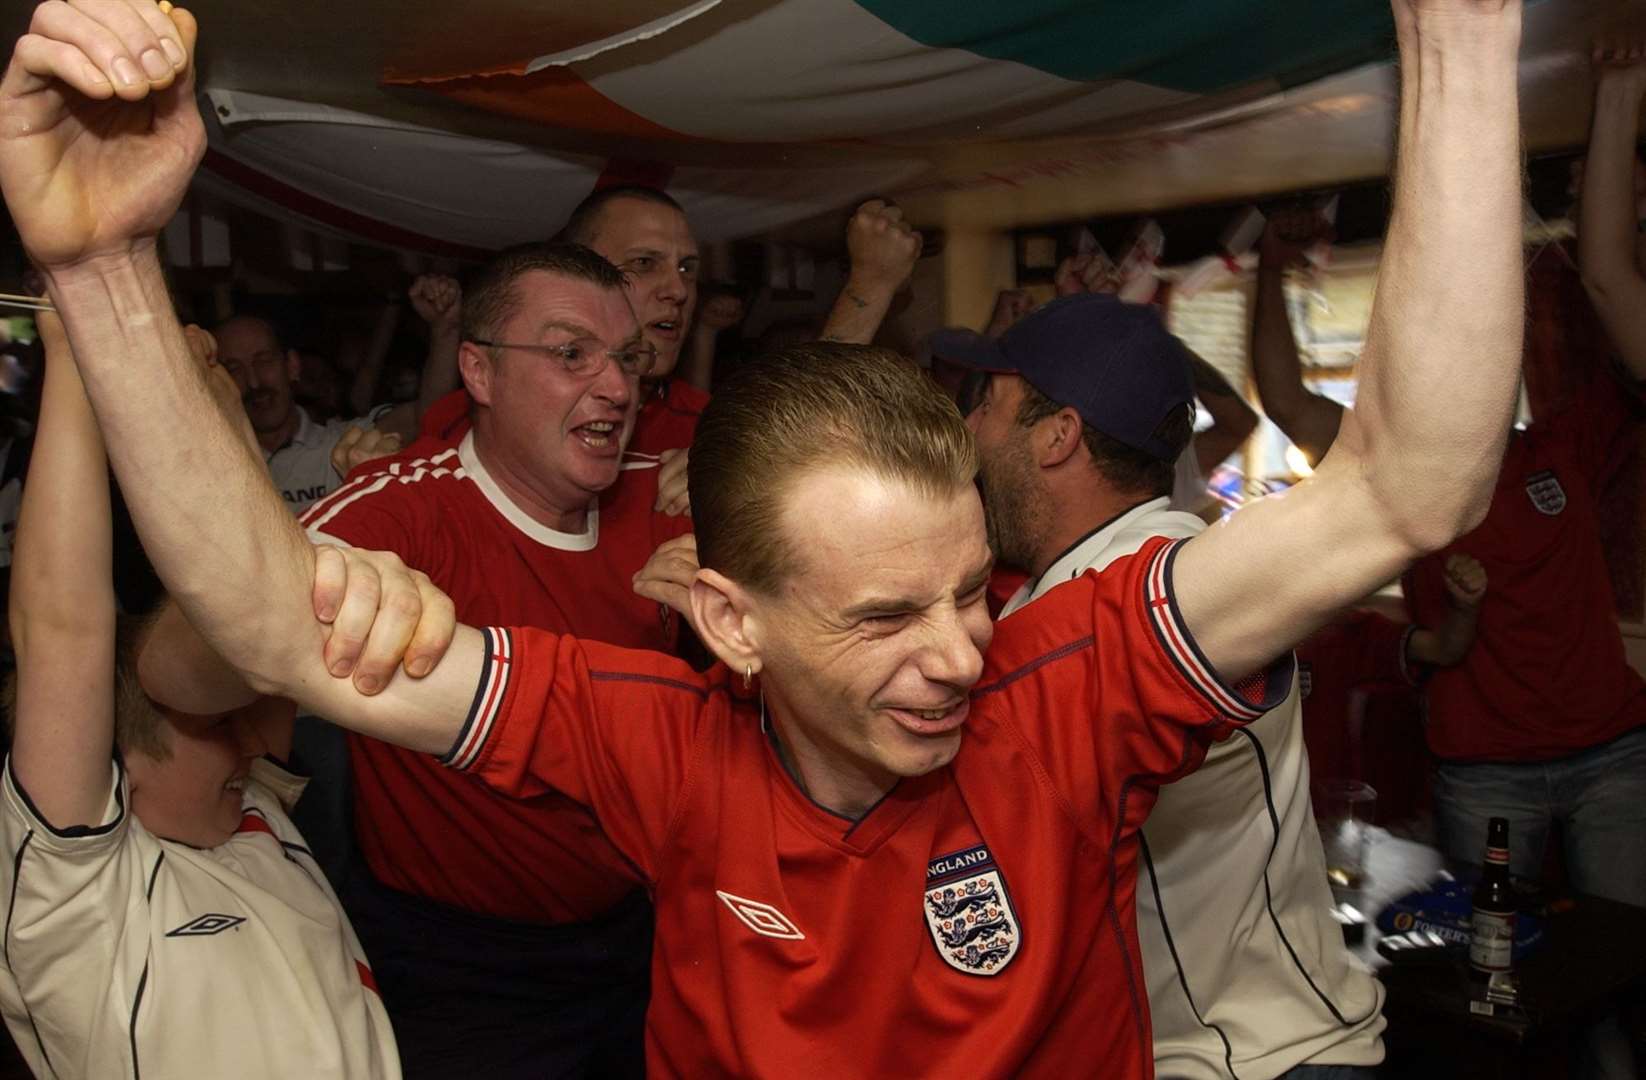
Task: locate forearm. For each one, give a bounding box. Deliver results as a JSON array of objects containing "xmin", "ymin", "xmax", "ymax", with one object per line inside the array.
[
  {"xmin": 136, "ymin": 600, "xmax": 257, "ymax": 716},
  {"xmin": 1187, "ymin": 351, "xmax": 1257, "ymax": 472},
  {"xmin": 46, "ymin": 250, "xmax": 479, "ymax": 754},
  {"xmin": 1169, "ymin": 8, "xmax": 1524, "ymax": 681},
  {"xmin": 1406, "ymin": 603, "xmax": 1480, "ymax": 667},
  {"xmin": 44, "ymin": 248, "xmax": 324, "ymax": 697},
  {"xmin": 11, "ymin": 324, "xmax": 114, "ymax": 649},
  {"xmin": 820, "ymin": 274, "xmax": 896, "ymax": 345},
  {"xmin": 415, "ymin": 327, "xmax": 462, "ymax": 419},
  {"xmin": 8, "ymin": 313, "xmax": 117, "ymax": 825},
  {"xmin": 1580, "ymin": 80, "xmax": 1646, "ymax": 378},
  {"xmin": 1581, "ymin": 81, "xmax": 1644, "ymax": 291},
  {"xmin": 1345, "ymin": 10, "xmax": 1524, "ymax": 551},
  {"xmin": 349, "ymin": 305, "xmax": 400, "ymax": 416},
  {"xmin": 1251, "ymin": 262, "xmax": 1341, "ymax": 463}
]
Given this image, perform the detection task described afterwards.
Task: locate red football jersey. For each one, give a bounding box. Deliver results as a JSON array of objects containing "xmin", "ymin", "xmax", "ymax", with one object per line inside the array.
[
  {"xmin": 415, "ymin": 387, "xmax": 471, "ymax": 444},
  {"xmin": 986, "ymin": 565, "xmax": 1031, "ymax": 618},
  {"xmin": 303, "ymin": 431, "xmax": 692, "ymax": 922},
  {"xmin": 448, "ymin": 538, "xmax": 1288, "ymax": 1078},
  {"xmin": 413, "ymin": 378, "xmax": 707, "ymax": 459},
  {"xmin": 628, "ymin": 378, "xmax": 709, "ymax": 458},
  {"xmin": 1405, "ymin": 375, "xmax": 1646, "ymax": 762},
  {"xmin": 1295, "ymin": 611, "xmax": 1414, "ymax": 783}
]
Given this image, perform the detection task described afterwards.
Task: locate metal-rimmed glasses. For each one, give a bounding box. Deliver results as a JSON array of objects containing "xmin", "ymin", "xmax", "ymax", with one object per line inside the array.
[{"xmin": 468, "ymin": 337, "xmax": 658, "ymax": 379}]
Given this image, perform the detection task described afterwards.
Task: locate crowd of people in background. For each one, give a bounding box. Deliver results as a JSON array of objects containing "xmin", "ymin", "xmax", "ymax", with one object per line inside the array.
[{"xmin": 0, "ymin": 1, "xmax": 1638, "ymax": 1079}]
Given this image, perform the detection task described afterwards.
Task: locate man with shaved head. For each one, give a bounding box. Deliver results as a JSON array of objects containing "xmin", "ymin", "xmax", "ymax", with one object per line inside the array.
[{"xmin": 560, "ymin": 186, "xmax": 711, "ymax": 457}]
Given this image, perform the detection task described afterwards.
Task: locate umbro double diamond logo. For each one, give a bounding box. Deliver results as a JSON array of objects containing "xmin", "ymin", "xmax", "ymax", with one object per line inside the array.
[
  {"xmin": 165, "ymin": 913, "xmax": 247, "ymax": 938},
  {"xmin": 715, "ymin": 891, "xmax": 804, "ymax": 940}
]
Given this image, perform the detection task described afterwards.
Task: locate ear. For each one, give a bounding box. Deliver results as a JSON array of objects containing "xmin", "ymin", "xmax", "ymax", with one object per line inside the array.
[
  {"xmin": 689, "ymin": 568, "xmax": 765, "ymax": 678},
  {"xmin": 459, "ymin": 342, "xmax": 497, "ymax": 407},
  {"xmin": 1032, "ymin": 406, "xmax": 1085, "ymax": 469},
  {"xmin": 122, "ymin": 749, "xmax": 153, "ymax": 797},
  {"xmin": 285, "ymin": 349, "xmax": 303, "ymax": 384}
]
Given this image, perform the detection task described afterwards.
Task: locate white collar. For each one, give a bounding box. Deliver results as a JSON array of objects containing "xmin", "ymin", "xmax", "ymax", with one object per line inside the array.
[
  {"xmin": 1002, "ymin": 497, "xmax": 1178, "ymax": 618},
  {"xmin": 263, "ymin": 406, "xmax": 322, "ymax": 461},
  {"xmin": 459, "ymin": 431, "xmax": 598, "ymax": 551}
]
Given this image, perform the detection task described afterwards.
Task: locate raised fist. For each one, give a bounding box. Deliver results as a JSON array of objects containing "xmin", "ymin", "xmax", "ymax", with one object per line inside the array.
[
  {"xmin": 845, "ymin": 199, "xmax": 922, "ymax": 293},
  {"xmin": 1442, "ymin": 552, "xmax": 1488, "ymax": 609},
  {"xmin": 1054, "ymin": 252, "xmax": 1119, "ymax": 297},
  {"xmin": 695, "ymin": 293, "xmax": 745, "ymax": 335},
  {"xmin": 984, "ymin": 290, "xmax": 1035, "ymax": 338},
  {"xmin": 0, "ymin": 1, "xmax": 205, "ymax": 270},
  {"xmin": 409, "ymin": 275, "xmax": 462, "ymax": 332},
  {"xmin": 1260, "ymin": 207, "xmax": 1328, "ymax": 268}
]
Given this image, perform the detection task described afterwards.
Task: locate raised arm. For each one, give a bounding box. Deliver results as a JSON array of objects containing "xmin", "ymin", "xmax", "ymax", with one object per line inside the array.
[
  {"xmin": 6, "ymin": 307, "xmax": 118, "ymax": 829},
  {"xmin": 1185, "ymin": 348, "xmax": 1258, "ymax": 474},
  {"xmin": 346, "ymin": 300, "xmax": 401, "ymax": 419},
  {"xmin": 369, "ymin": 272, "xmax": 464, "ymax": 443},
  {"xmin": 682, "ymin": 290, "xmax": 743, "ymax": 392},
  {"xmin": 1579, "ymin": 43, "xmax": 1646, "ymax": 379},
  {"xmin": 0, "ymin": 0, "xmax": 478, "ymax": 758},
  {"xmin": 1250, "ymin": 214, "xmax": 1344, "ymax": 465},
  {"xmin": 1405, "ymin": 552, "xmax": 1487, "ymax": 667},
  {"xmin": 820, "ymin": 199, "xmax": 922, "ymax": 344},
  {"xmin": 1174, "ymin": 0, "xmax": 1525, "ymax": 678}
]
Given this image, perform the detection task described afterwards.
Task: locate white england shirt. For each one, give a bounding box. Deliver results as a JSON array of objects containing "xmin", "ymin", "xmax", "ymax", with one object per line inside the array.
[
  {"xmin": 1003, "ymin": 497, "xmax": 1385, "ymax": 1079},
  {"xmin": 267, "ymin": 406, "xmax": 389, "ymax": 516},
  {"xmin": 0, "ymin": 757, "xmax": 400, "ymax": 1079}
]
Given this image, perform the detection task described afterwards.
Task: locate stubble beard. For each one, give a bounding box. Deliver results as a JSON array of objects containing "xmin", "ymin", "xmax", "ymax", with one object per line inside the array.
[{"xmin": 980, "ymin": 443, "xmax": 1049, "ymax": 574}]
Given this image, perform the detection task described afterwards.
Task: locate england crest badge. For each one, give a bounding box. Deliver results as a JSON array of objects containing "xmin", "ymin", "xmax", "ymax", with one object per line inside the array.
[
  {"xmin": 924, "ymin": 844, "xmax": 1021, "ymax": 976},
  {"xmin": 1525, "ymin": 470, "xmax": 1566, "ymax": 516}
]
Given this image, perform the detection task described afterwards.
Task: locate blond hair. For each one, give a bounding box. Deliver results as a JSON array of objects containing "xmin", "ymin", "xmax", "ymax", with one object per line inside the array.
[{"xmin": 689, "ymin": 343, "xmax": 978, "ymax": 593}]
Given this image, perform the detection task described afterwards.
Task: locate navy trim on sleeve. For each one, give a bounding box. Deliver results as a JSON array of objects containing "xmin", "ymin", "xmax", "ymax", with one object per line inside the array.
[
  {"xmin": 443, "ymin": 627, "xmax": 512, "ymax": 771},
  {"xmin": 1144, "ymin": 540, "xmax": 1295, "ymax": 722},
  {"xmin": 5, "ymin": 757, "xmax": 126, "ymax": 840}
]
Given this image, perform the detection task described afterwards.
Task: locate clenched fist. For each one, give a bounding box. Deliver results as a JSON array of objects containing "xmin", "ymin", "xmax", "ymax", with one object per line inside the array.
[
  {"xmin": 1442, "ymin": 553, "xmax": 1488, "ymax": 609},
  {"xmin": 845, "ymin": 199, "xmax": 922, "ymax": 294}
]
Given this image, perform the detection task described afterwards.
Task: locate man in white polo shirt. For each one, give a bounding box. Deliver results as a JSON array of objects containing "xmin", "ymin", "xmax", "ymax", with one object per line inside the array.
[
  {"xmin": 216, "ymin": 292, "xmax": 463, "ymax": 516},
  {"xmin": 944, "ymin": 294, "xmax": 1385, "ymax": 1080}
]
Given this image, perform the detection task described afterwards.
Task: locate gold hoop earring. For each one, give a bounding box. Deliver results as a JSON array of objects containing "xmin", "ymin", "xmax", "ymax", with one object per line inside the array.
[{"xmin": 743, "ymin": 664, "xmax": 753, "ymax": 690}]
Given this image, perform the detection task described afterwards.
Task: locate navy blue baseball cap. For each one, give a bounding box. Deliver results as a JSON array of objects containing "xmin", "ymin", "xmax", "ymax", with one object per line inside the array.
[{"xmin": 930, "ymin": 293, "xmax": 1195, "ymax": 463}]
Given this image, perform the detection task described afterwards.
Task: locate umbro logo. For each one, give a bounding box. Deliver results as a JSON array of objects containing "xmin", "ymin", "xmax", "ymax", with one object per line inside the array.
[
  {"xmin": 165, "ymin": 913, "xmax": 246, "ymax": 938},
  {"xmin": 715, "ymin": 890, "xmax": 804, "ymax": 940}
]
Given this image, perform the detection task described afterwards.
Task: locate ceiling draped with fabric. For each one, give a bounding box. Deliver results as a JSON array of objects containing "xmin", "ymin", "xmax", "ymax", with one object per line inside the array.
[{"xmin": 104, "ymin": 0, "xmax": 1615, "ymax": 255}]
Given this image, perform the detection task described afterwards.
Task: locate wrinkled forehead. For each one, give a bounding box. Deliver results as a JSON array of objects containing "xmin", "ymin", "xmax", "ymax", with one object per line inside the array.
[
  {"xmin": 215, "ymin": 316, "xmax": 282, "ymax": 358},
  {"xmin": 506, "ymin": 270, "xmax": 643, "ymax": 343},
  {"xmin": 774, "ymin": 465, "xmax": 990, "ymax": 605}
]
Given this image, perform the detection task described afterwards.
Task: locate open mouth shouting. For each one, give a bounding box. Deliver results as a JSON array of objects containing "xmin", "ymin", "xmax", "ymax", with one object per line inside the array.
[{"xmin": 573, "ymin": 419, "xmax": 622, "ymax": 452}]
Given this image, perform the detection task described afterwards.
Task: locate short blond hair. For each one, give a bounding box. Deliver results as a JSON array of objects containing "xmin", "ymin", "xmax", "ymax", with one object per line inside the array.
[{"xmin": 689, "ymin": 343, "xmax": 978, "ymax": 594}]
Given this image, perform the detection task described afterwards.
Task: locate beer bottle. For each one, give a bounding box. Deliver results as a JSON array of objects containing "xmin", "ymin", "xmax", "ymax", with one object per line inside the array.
[{"xmin": 1468, "ymin": 816, "xmax": 1514, "ymax": 981}]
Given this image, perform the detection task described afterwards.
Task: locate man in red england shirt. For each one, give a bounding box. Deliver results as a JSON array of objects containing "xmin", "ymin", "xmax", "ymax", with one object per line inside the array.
[
  {"xmin": 419, "ymin": 186, "xmax": 722, "ymax": 459},
  {"xmin": 415, "ymin": 186, "xmax": 729, "ymax": 513},
  {"xmin": 147, "ymin": 241, "xmax": 691, "ymax": 1075},
  {"xmin": 558, "ymin": 186, "xmax": 713, "ymax": 458},
  {"xmin": 7, "ymin": 0, "xmax": 1525, "ymax": 1076},
  {"xmin": 297, "ymin": 242, "xmax": 693, "ymax": 1076}
]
